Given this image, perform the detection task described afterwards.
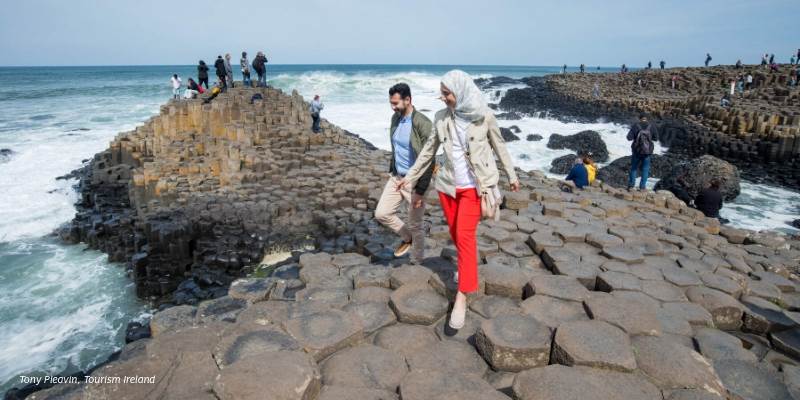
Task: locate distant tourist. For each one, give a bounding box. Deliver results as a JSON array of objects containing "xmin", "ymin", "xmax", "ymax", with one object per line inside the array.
[
  {"xmin": 796, "ymin": 49, "xmax": 800, "ymax": 64},
  {"xmin": 583, "ymin": 154, "xmax": 596, "ymax": 185},
  {"xmin": 769, "ymin": 53, "xmax": 775, "ymax": 65},
  {"xmin": 252, "ymin": 51, "xmax": 268, "ymax": 87},
  {"xmin": 694, "ymin": 179, "xmax": 726, "ymax": 223},
  {"xmin": 720, "ymin": 93, "xmax": 732, "ymax": 107},
  {"xmin": 761, "ymin": 53, "xmax": 769, "ymax": 66},
  {"xmin": 621, "ymin": 64, "xmax": 627, "ymax": 73},
  {"xmin": 705, "ymin": 53, "xmax": 712, "ymax": 67},
  {"xmin": 374, "ymin": 83, "xmax": 434, "ymax": 265},
  {"xmin": 224, "ymin": 54, "xmax": 234, "ymax": 89},
  {"xmin": 769, "ymin": 62, "xmax": 779, "ymax": 73},
  {"xmin": 736, "ymin": 76, "xmax": 744, "ymax": 96},
  {"xmin": 660, "ymin": 60, "xmax": 665, "ymax": 69},
  {"xmin": 170, "ymin": 74, "xmax": 182, "ymax": 99},
  {"xmin": 184, "ymin": 88, "xmax": 198, "ymax": 99},
  {"xmin": 580, "ymin": 64, "xmax": 585, "ymax": 73},
  {"xmin": 187, "ymin": 77, "xmax": 204, "ymax": 94},
  {"xmin": 240, "ymin": 52, "xmax": 251, "ymax": 87},
  {"xmin": 562, "ymin": 64, "xmax": 567, "ymax": 74},
  {"xmin": 592, "ymin": 82, "xmax": 601, "ymax": 98},
  {"xmin": 791, "ymin": 54, "xmax": 796, "ymax": 66},
  {"xmin": 647, "ymin": 61, "xmax": 652, "ymax": 69},
  {"xmin": 396, "ymin": 69, "xmax": 520, "ymax": 334},
  {"xmin": 309, "ymin": 95, "xmax": 324, "ymax": 133},
  {"xmin": 746, "ymin": 73, "xmax": 753, "ymax": 90},
  {"xmin": 735, "ymin": 59, "xmax": 743, "ymax": 69},
  {"xmin": 214, "ymin": 56, "xmax": 227, "ymax": 90},
  {"xmin": 203, "ymin": 82, "xmax": 223, "ymax": 104},
  {"xmin": 626, "ymin": 114, "xmax": 657, "ymax": 191},
  {"xmin": 729, "ymin": 78, "xmax": 736, "ymax": 96},
  {"xmin": 671, "ymin": 75, "xmax": 678, "ymax": 89},
  {"xmin": 564, "ymin": 157, "xmax": 588, "ymax": 190},
  {"xmin": 197, "ymin": 60, "xmax": 209, "ymax": 89}
]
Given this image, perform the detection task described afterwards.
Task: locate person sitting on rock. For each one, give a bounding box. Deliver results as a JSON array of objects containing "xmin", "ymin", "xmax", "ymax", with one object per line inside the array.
[
  {"xmin": 563, "ymin": 157, "xmax": 588, "ymax": 191},
  {"xmin": 694, "ymin": 179, "xmax": 727, "ymax": 223},
  {"xmin": 374, "ymin": 83, "xmax": 434, "ymax": 265},
  {"xmin": 626, "ymin": 114, "xmax": 657, "ymax": 191},
  {"xmin": 202, "ymin": 82, "xmax": 222, "ymax": 104},
  {"xmin": 720, "ymin": 93, "xmax": 732, "ymax": 107},
  {"xmin": 583, "ymin": 154, "xmax": 596, "ymax": 185}
]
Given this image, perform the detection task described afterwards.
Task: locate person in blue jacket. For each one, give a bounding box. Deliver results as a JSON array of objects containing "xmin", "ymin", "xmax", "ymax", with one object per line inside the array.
[{"xmin": 563, "ymin": 157, "xmax": 589, "ymax": 191}]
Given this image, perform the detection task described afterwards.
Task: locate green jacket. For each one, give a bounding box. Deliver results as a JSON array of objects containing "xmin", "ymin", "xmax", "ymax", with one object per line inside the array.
[{"xmin": 389, "ymin": 108, "xmax": 434, "ymax": 195}]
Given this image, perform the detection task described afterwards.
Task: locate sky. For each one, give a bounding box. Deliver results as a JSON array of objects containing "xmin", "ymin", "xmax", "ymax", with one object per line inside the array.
[{"xmin": 0, "ymin": 0, "xmax": 796, "ymax": 67}]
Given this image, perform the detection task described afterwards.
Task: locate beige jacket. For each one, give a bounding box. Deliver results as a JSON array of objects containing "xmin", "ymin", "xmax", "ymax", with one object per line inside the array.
[{"xmin": 404, "ymin": 108, "xmax": 518, "ymax": 198}]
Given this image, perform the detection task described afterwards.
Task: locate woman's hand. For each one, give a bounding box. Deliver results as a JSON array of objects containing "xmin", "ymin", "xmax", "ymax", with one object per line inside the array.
[{"xmin": 510, "ymin": 181, "xmax": 520, "ymax": 192}]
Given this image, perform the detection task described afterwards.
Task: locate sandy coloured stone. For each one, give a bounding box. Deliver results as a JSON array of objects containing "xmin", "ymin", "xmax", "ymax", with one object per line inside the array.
[
  {"xmin": 351, "ymin": 286, "xmax": 392, "ymax": 303},
  {"xmin": 665, "ymin": 389, "xmax": 726, "ymax": 400},
  {"xmin": 213, "ymin": 351, "xmax": 321, "ymax": 400},
  {"xmin": 354, "ymin": 266, "xmax": 391, "ymax": 288},
  {"xmin": 584, "ymin": 296, "xmax": 662, "ymax": 336},
  {"xmin": 520, "ymin": 295, "xmax": 588, "ymax": 329},
  {"xmin": 527, "ymin": 231, "xmax": 564, "ymax": 254},
  {"xmin": 299, "ymin": 262, "xmax": 340, "ymax": 284},
  {"xmin": 388, "ymin": 283, "xmax": 448, "ymax": 325},
  {"xmin": 228, "ymin": 278, "xmax": 276, "ymax": 303},
  {"xmin": 389, "ymin": 264, "xmax": 434, "ymax": 289},
  {"xmin": 746, "ymin": 279, "xmax": 782, "ymax": 303},
  {"xmin": 596, "ymin": 271, "xmax": 642, "ymax": 292},
  {"xmin": 612, "ymin": 290, "xmax": 661, "ymax": 311},
  {"xmin": 406, "ymin": 339, "xmax": 488, "ymax": 376},
  {"xmin": 552, "ymin": 320, "xmax": 636, "ymax": 372},
  {"xmin": 655, "ymin": 307, "xmax": 694, "ymax": 336},
  {"xmin": 321, "ymin": 344, "xmax": 408, "ymax": 392},
  {"xmin": 512, "ymin": 364, "xmax": 661, "ymax": 400},
  {"xmin": 483, "ymin": 226, "xmax": 512, "ymax": 243},
  {"xmin": 740, "ymin": 296, "xmax": 795, "ymax": 334},
  {"xmin": 150, "ymin": 304, "xmax": 197, "ymax": 337},
  {"xmin": 433, "ymin": 310, "xmax": 485, "ymax": 344},
  {"xmin": 343, "ymin": 301, "xmax": 397, "ymax": 335},
  {"xmin": 686, "ymin": 286, "xmax": 745, "ymax": 330},
  {"xmin": 713, "ymin": 359, "xmax": 793, "ymax": 400},
  {"xmin": 235, "ymin": 299, "xmax": 330, "ymax": 326},
  {"xmin": 601, "ymin": 245, "xmax": 645, "ymax": 264},
  {"xmin": 474, "ymin": 313, "xmax": 552, "ymax": 372},
  {"xmin": 661, "ymin": 265, "xmax": 703, "ymax": 287},
  {"xmin": 753, "ymin": 271, "xmax": 797, "ymax": 292},
  {"xmin": 550, "ymin": 259, "xmax": 600, "ymax": 289},
  {"xmin": 662, "ymin": 302, "xmax": 715, "ymax": 327},
  {"xmin": 399, "ymin": 370, "xmax": 508, "ymax": 400},
  {"xmin": 295, "ymin": 286, "xmax": 351, "ymax": 308},
  {"xmin": 541, "ymin": 247, "xmax": 580, "ymax": 270},
  {"xmin": 469, "ymin": 295, "xmax": 522, "ymax": 319},
  {"xmin": 677, "ymin": 257, "xmax": 715, "ymax": 274},
  {"xmin": 586, "ymin": 232, "xmax": 624, "ymax": 248},
  {"xmin": 480, "ymin": 262, "xmax": 536, "ymax": 299},
  {"xmin": 196, "ymin": 296, "xmax": 247, "ymax": 323},
  {"xmin": 631, "ymin": 335, "xmax": 725, "ymax": 395},
  {"xmin": 283, "ymin": 308, "xmax": 364, "ymax": 361},
  {"xmin": 641, "ymin": 280, "xmax": 688, "ymax": 302},
  {"xmin": 499, "ymin": 240, "xmax": 535, "ymax": 258},
  {"xmin": 373, "ymin": 323, "xmax": 439, "ymax": 358},
  {"xmin": 213, "ymin": 324, "xmax": 301, "ymax": 367},
  {"xmin": 524, "ymin": 275, "xmax": 592, "ymax": 302},
  {"xmin": 699, "ymin": 272, "xmax": 745, "ymax": 298},
  {"xmin": 315, "ymin": 386, "xmax": 398, "ymax": 400},
  {"xmin": 331, "ymin": 252, "xmax": 370, "ymax": 269},
  {"xmin": 693, "ymin": 327, "xmax": 757, "ymax": 363}
]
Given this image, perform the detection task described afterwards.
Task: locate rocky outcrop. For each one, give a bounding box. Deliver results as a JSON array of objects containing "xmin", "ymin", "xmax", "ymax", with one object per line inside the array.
[
  {"xmin": 655, "ymin": 155, "xmax": 741, "ymax": 201},
  {"xmin": 32, "ymin": 166, "xmax": 800, "ymax": 399},
  {"xmin": 546, "ymin": 130, "xmax": 609, "ymax": 162},
  {"xmin": 549, "ymin": 154, "xmax": 579, "ymax": 175},
  {"xmin": 596, "ymin": 154, "xmax": 680, "ymax": 188},
  {"xmin": 0, "ymin": 148, "xmax": 13, "ymax": 163}
]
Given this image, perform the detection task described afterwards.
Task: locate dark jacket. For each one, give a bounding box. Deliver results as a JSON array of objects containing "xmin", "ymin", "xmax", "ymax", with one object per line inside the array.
[
  {"xmin": 253, "ymin": 55, "xmax": 267, "ymax": 73},
  {"xmin": 214, "ymin": 58, "xmax": 226, "ymax": 77},
  {"xmin": 694, "ymin": 187, "xmax": 723, "ymax": 218},
  {"xmin": 565, "ymin": 163, "xmax": 589, "ymax": 189},
  {"xmin": 197, "ymin": 63, "xmax": 209, "ymax": 79},
  {"xmin": 389, "ymin": 108, "xmax": 434, "ymax": 195},
  {"xmin": 626, "ymin": 122, "xmax": 658, "ymax": 155}
]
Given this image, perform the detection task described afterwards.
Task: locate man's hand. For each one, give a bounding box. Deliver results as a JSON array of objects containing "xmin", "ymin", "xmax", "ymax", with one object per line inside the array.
[
  {"xmin": 395, "ymin": 178, "xmax": 408, "ymax": 191},
  {"xmin": 411, "ymin": 193, "xmax": 424, "ymax": 209},
  {"xmin": 510, "ymin": 181, "xmax": 521, "ymax": 192}
]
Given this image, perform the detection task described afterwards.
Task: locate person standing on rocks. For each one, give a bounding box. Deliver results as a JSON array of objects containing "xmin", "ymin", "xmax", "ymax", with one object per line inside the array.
[
  {"xmin": 170, "ymin": 74, "xmax": 182, "ymax": 100},
  {"xmin": 214, "ymin": 55, "xmax": 227, "ymax": 90},
  {"xmin": 580, "ymin": 64, "xmax": 585, "ymax": 73},
  {"xmin": 374, "ymin": 83, "xmax": 434, "ymax": 264},
  {"xmin": 626, "ymin": 114, "xmax": 657, "ymax": 191},
  {"xmin": 224, "ymin": 53, "xmax": 235, "ymax": 89},
  {"xmin": 562, "ymin": 64, "xmax": 567, "ymax": 74},
  {"xmin": 647, "ymin": 61, "xmax": 652, "ymax": 70},
  {"xmin": 705, "ymin": 53, "xmax": 712, "ymax": 67},
  {"xmin": 746, "ymin": 73, "xmax": 753, "ymax": 90},
  {"xmin": 197, "ymin": 60, "xmax": 209, "ymax": 89},
  {"xmin": 660, "ymin": 60, "xmax": 665, "ymax": 69},
  {"xmin": 252, "ymin": 51, "xmax": 268, "ymax": 87},
  {"xmin": 309, "ymin": 95, "xmax": 324, "ymax": 133},
  {"xmin": 240, "ymin": 52, "xmax": 251, "ymax": 87},
  {"xmin": 396, "ymin": 70, "xmax": 520, "ymax": 333}
]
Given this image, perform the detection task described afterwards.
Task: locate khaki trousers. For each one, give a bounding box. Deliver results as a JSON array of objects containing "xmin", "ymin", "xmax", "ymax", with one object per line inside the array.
[{"xmin": 375, "ymin": 174, "xmax": 425, "ymax": 262}]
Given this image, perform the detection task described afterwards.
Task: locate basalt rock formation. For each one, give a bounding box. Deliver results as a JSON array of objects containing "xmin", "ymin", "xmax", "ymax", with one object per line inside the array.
[{"xmin": 498, "ymin": 65, "xmax": 800, "ymax": 189}]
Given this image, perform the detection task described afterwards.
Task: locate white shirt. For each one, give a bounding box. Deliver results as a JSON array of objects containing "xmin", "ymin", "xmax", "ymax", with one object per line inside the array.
[
  {"xmin": 184, "ymin": 89, "xmax": 198, "ymax": 99},
  {"xmin": 171, "ymin": 76, "xmax": 181, "ymax": 89},
  {"xmin": 451, "ymin": 117, "xmax": 476, "ymax": 188}
]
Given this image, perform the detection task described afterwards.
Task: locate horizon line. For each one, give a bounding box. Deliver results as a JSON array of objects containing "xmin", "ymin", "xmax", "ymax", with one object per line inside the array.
[{"xmin": 0, "ymin": 62, "xmax": 651, "ymax": 69}]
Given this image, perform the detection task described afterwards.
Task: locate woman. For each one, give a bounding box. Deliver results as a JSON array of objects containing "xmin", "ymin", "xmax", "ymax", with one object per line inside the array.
[
  {"xmin": 197, "ymin": 60, "xmax": 209, "ymax": 89},
  {"xmin": 397, "ymin": 70, "xmax": 519, "ymax": 332}
]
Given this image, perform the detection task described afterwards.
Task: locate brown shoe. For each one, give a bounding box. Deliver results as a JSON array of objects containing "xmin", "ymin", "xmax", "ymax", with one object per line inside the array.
[{"xmin": 394, "ymin": 240, "xmax": 412, "ymax": 257}]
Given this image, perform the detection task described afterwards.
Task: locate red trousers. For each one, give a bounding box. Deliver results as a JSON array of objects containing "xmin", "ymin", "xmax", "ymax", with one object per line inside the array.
[{"xmin": 438, "ymin": 188, "xmax": 481, "ymax": 293}]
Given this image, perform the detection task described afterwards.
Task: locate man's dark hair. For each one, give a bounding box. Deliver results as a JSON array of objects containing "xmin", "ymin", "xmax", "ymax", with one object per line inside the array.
[
  {"xmin": 639, "ymin": 113, "xmax": 647, "ymax": 120},
  {"xmin": 709, "ymin": 178, "xmax": 721, "ymax": 190},
  {"xmin": 389, "ymin": 83, "xmax": 412, "ymax": 99}
]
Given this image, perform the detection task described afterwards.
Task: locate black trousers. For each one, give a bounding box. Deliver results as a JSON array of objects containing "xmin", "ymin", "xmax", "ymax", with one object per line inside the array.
[{"xmin": 198, "ymin": 77, "xmax": 209, "ymax": 88}]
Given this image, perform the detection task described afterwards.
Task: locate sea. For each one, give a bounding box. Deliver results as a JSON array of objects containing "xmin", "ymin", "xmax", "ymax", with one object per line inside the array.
[{"xmin": 0, "ymin": 64, "xmax": 797, "ymax": 393}]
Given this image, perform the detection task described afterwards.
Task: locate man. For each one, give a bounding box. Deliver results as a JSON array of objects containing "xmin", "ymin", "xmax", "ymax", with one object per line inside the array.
[
  {"xmin": 309, "ymin": 95, "xmax": 324, "ymax": 133},
  {"xmin": 694, "ymin": 179, "xmax": 725, "ymax": 222},
  {"xmin": 626, "ymin": 114, "xmax": 657, "ymax": 191},
  {"xmin": 240, "ymin": 52, "xmax": 251, "ymax": 87},
  {"xmin": 705, "ymin": 53, "xmax": 712, "ymax": 67},
  {"xmin": 252, "ymin": 51, "xmax": 268, "ymax": 87},
  {"xmin": 214, "ymin": 55, "xmax": 227, "ymax": 90},
  {"xmin": 374, "ymin": 83, "xmax": 434, "ymax": 263},
  {"xmin": 660, "ymin": 60, "xmax": 665, "ymax": 69},
  {"xmin": 224, "ymin": 53, "xmax": 235, "ymax": 89}
]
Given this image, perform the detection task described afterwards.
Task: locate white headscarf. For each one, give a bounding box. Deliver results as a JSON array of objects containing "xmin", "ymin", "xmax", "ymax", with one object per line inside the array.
[{"xmin": 441, "ymin": 69, "xmax": 489, "ymax": 123}]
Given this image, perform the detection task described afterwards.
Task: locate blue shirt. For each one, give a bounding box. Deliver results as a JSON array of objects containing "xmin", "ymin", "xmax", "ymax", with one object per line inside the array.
[
  {"xmin": 565, "ymin": 163, "xmax": 589, "ymax": 189},
  {"xmin": 392, "ymin": 114, "xmax": 414, "ymax": 175}
]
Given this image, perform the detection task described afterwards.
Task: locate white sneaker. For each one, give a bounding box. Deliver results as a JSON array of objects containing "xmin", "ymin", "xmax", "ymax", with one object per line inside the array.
[{"xmin": 448, "ymin": 304, "xmax": 466, "ymax": 330}]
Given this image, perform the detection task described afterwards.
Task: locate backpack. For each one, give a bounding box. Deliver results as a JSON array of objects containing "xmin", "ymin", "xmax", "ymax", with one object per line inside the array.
[
  {"xmin": 633, "ymin": 126, "xmax": 654, "ymax": 155},
  {"xmin": 250, "ymin": 93, "xmax": 263, "ymax": 104}
]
